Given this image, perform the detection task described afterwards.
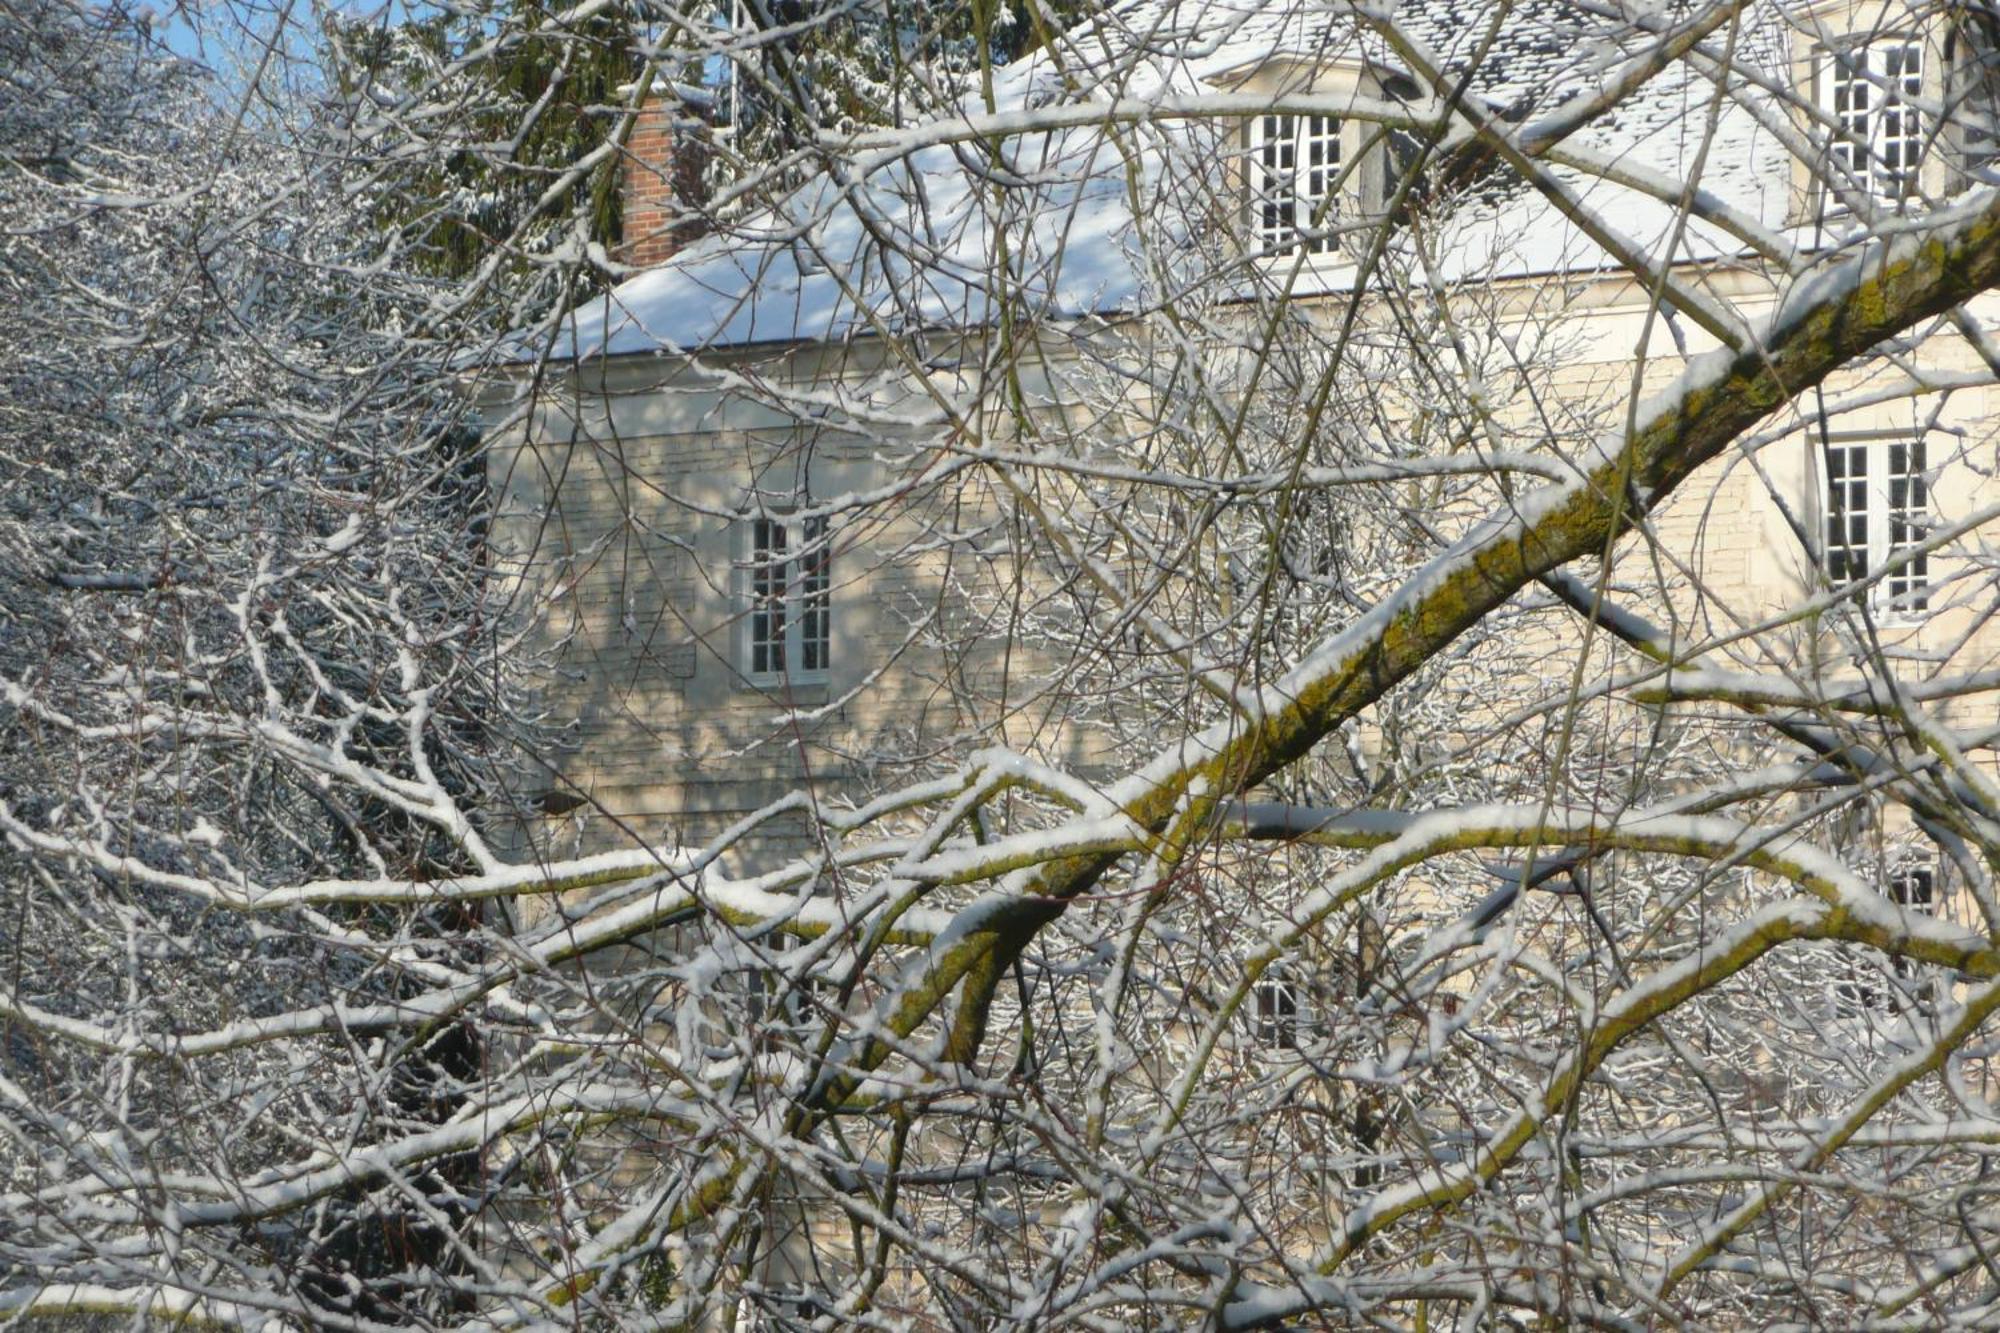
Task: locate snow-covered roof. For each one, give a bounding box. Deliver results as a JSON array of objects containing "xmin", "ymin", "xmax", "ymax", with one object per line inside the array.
[{"xmin": 554, "ymin": 0, "xmax": 1802, "ymax": 358}]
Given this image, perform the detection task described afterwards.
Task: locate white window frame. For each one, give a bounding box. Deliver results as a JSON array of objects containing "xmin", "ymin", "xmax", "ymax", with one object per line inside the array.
[
  {"xmin": 739, "ymin": 510, "xmax": 831, "ymax": 685},
  {"xmin": 774, "ymin": 968, "xmax": 840, "ymax": 1028},
  {"xmin": 1836, "ymin": 838, "xmax": 1940, "ymax": 1012},
  {"xmin": 1945, "ymin": 18, "xmax": 2000, "ymax": 185},
  {"xmin": 1820, "ymin": 35, "xmax": 1927, "ymax": 204},
  {"xmin": 1247, "ymin": 112, "xmax": 1344, "ymax": 256},
  {"xmin": 1817, "ymin": 434, "xmax": 1931, "ymax": 619},
  {"xmin": 1888, "ymin": 843, "xmax": 1937, "ymax": 913},
  {"xmin": 1251, "ymin": 975, "xmax": 1302, "ymax": 1050}
]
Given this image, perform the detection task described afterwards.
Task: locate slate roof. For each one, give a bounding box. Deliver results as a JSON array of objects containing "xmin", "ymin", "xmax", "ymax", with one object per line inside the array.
[{"xmin": 552, "ymin": 0, "xmax": 1804, "ymax": 358}]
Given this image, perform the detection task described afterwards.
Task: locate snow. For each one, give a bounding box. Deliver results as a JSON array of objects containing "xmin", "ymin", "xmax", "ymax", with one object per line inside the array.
[
  {"xmin": 320, "ymin": 515, "xmax": 364, "ymax": 553},
  {"xmin": 557, "ymin": 58, "xmax": 1205, "ymax": 356},
  {"xmin": 549, "ymin": 0, "xmax": 1808, "ymax": 359}
]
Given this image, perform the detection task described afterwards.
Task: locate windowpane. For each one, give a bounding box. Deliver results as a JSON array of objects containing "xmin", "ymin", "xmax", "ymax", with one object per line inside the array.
[
  {"xmin": 1890, "ymin": 855, "xmax": 1935, "ymax": 909},
  {"xmin": 1819, "ymin": 438, "xmax": 1931, "ymax": 615},
  {"xmin": 1837, "ymin": 841, "xmax": 1941, "ymax": 1012},
  {"xmin": 1888, "ymin": 846, "xmax": 1938, "ymax": 988},
  {"xmin": 746, "ymin": 512, "xmax": 830, "ymax": 681},
  {"xmin": 1828, "ymin": 39, "xmax": 1923, "ymax": 200},
  {"xmin": 1301, "ymin": 115, "xmax": 1340, "ymax": 254},
  {"xmin": 1253, "ymin": 978, "xmax": 1299, "ymax": 1049},
  {"xmin": 1250, "ymin": 113, "xmax": 1341, "ymax": 255},
  {"xmin": 1886, "ymin": 439, "xmax": 1929, "ymax": 610},
  {"xmin": 799, "ymin": 514, "xmax": 830, "ymax": 674},
  {"xmin": 751, "ymin": 517, "xmax": 787, "ymax": 676},
  {"xmin": 1254, "ymin": 115, "xmax": 1296, "ymax": 251},
  {"xmin": 1824, "ymin": 442, "xmax": 1868, "ymax": 586}
]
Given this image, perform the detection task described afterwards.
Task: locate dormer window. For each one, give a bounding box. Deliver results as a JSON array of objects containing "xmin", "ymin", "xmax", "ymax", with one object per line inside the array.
[
  {"xmin": 1820, "ymin": 35, "xmax": 1926, "ymax": 202},
  {"xmin": 1248, "ymin": 113, "xmax": 1343, "ymax": 255},
  {"xmin": 1946, "ymin": 15, "xmax": 2000, "ymax": 179},
  {"xmin": 1796, "ymin": 8, "xmax": 2000, "ymax": 210}
]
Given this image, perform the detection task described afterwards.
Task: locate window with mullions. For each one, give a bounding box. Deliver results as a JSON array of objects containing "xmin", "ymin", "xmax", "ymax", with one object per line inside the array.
[
  {"xmin": 1889, "ymin": 847, "xmax": 1937, "ymax": 914},
  {"xmin": 1837, "ymin": 844, "xmax": 1939, "ymax": 1012},
  {"xmin": 1823, "ymin": 37, "xmax": 1926, "ymax": 202},
  {"xmin": 1252, "ymin": 977, "xmax": 1301, "ymax": 1049},
  {"xmin": 744, "ymin": 512, "xmax": 830, "ymax": 683},
  {"xmin": 1821, "ymin": 437, "xmax": 1930, "ymax": 615},
  {"xmin": 1249, "ymin": 113, "xmax": 1342, "ymax": 254},
  {"xmin": 1946, "ymin": 19, "xmax": 2000, "ymax": 182},
  {"xmin": 774, "ymin": 970, "xmax": 840, "ymax": 1028}
]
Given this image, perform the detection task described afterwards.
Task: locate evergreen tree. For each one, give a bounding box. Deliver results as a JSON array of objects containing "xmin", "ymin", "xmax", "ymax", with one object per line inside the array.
[
  {"xmin": 327, "ymin": 0, "xmax": 652, "ymax": 292},
  {"xmin": 327, "ymin": 0, "xmax": 1090, "ymax": 297}
]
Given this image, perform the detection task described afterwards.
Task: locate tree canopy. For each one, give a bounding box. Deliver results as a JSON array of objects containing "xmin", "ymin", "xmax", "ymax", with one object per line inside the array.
[{"xmin": 9, "ymin": 0, "xmax": 2000, "ymax": 1326}]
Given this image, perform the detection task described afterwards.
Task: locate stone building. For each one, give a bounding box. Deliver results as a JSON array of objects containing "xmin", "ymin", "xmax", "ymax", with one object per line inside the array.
[{"xmin": 486, "ymin": 0, "xmax": 2000, "ymax": 914}]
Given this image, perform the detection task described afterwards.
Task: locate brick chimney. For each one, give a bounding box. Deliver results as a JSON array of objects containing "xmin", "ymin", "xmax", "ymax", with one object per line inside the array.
[{"xmin": 618, "ymin": 85, "xmax": 707, "ymax": 269}]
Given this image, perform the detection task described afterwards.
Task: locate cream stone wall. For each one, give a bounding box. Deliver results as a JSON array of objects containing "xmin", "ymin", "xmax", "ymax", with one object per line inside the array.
[
  {"xmin": 484, "ymin": 344, "xmax": 1116, "ymax": 870},
  {"xmin": 480, "ymin": 272, "xmax": 2000, "ymax": 1302},
  {"xmin": 488, "ymin": 273, "xmax": 2000, "ymax": 885}
]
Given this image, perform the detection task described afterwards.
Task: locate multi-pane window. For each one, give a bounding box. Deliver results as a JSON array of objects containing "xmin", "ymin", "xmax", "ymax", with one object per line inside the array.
[
  {"xmin": 1824, "ymin": 38, "xmax": 1925, "ymax": 201},
  {"xmin": 745, "ymin": 513, "xmax": 830, "ymax": 682},
  {"xmin": 1252, "ymin": 977, "xmax": 1300, "ymax": 1049},
  {"xmin": 1249, "ymin": 114, "xmax": 1342, "ymax": 254},
  {"xmin": 1821, "ymin": 437, "xmax": 1930, "ymax": 614},
  {"xmin": 1838, "ymin": 843, "xmax": 1939, "ymax": 1011},
  {"xmin": 1889, "ymin": 846, "xmax": 1936, "ymax": 913},
  {"xmin": 777, "ymin": 970, "xmax": 839, "ymax": 1028},
  {"xmin": 1946, "ymin": 21, "xmax": 2000, "ymax": 180}
]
